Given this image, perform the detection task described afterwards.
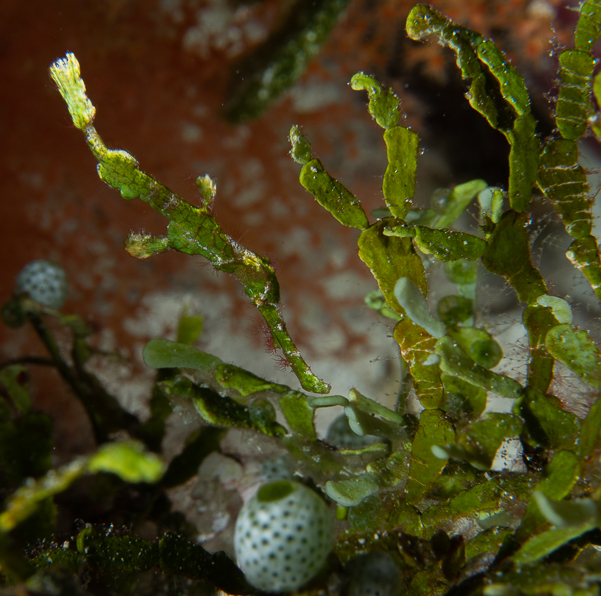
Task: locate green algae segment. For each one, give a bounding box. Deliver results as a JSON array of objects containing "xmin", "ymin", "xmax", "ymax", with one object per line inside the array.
[
  {"xmin": 545, "ymin": 324, "xmax": 601, "ymax": 389},
  {"xmin": 299, "ymin": 158, "xmax": 369, "ymax": 229},
  {"xmin": 575, "ymin": 0, "xmax": 601, "ymax": 52},
  {"xmin": 404, "ymin": 409, "xmax": 455, "ymax": 504},
  {"xmin": 292, "ymin": 123, "xmax": 369, "ymax": 230},
  {"xmin": 555, "ymin": 50, "xmax": 594, "ymax": 140},
  {"xmin": 537, "ymin": 140, "xmax": 592, "ymax": 239}
]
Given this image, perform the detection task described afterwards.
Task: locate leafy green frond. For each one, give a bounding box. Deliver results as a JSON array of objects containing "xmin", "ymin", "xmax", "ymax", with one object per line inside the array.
[
  {"xmin": 406, "ymin": 4, "xmax": 539, "ymax": 212},
  {"xmin": 49, "ymin": 53, "xmax": 329, "ymax": 394}
]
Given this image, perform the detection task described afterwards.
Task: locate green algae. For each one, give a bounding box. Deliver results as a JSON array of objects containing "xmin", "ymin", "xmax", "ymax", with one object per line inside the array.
[{"xmin": 3, "ymin": 1, "xmax": 601, "ymax": 592}]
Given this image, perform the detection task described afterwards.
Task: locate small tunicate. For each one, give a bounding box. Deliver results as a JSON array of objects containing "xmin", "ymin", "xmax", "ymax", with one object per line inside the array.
[
  {"xmin": 16, "ymin": 260, "xmax": 68, "ymax": 310},
  {"xmin": 234, "ymin": 480, "xmax": 334, "ymax": 592}
]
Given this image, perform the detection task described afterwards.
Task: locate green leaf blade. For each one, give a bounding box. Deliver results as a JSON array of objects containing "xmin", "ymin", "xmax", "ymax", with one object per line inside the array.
[
  {"xmin": 523, "ymin": 304, "xmax": 558, "ymax": 394},
  {"xmin": 575, "ymin": 0, "xmax": 601, "ymax": 52},
  {"xmin": 556, "ymin": 50, "xmax": 594, "ymax": 140},
  {"xmin": 414, "ymin": 227, "xmax": 487, "ymax": 262},
  {"xmin": 481, "ymin": 210, "xmax": 547, "ymax": 304},
  {"xmin": 289, "ymin": 125, "xmax": 313, "ymax": 165},
  {"xmin": 279, "ymin": 391, "xmax": 317, "ymax": 440},
  {"xmin": 514, "ymin": 449, "xmax": 580, "ymax": 543},
  {"xmin": 514, "ymin": 523, "xmax": 595, "ymax": 565},
  {"xmin": 537, "ymin": 139, "xmax": 592, "ymax": 239},
  {"xmin": 566, "ymin": 235, "xmax": 601, "ymax": 302},
  {"xmin": 436, "ymin": 336, "xmax": 523, "ymax": 400},
  {"xmin": 325, "ymin": 474, "xmax": 380, "ymax": 507},
  {"xmin": 533, "ymin": 491, "xmax": 598, "ymax": 528},
  {"xmin": 358, "ymin": 221, "xmax": 427, "ymax": 315},
  {"xmin": 88, "ymin": 441, "xmax": 164, "ymax": 484},
  {"xmin": 404, "ymin": 409, "xmax": 455, "ymax": 504},
  {"xmin": 143, "ymin": 338, "xmax": 222, "ymax": 371},
  {"xmin": 299, "ymin": 159, "xmax": 369, "ymax": 229},
  {"xmin": 176, "ymin": 310, "xmax": 204, "ymax": 346},
  {"xmin": 433, "ymin": 179, "xmax": 487, "ymax": 229},
  {"xmin": 476, "ymin": 39, "xmax": 531, "ymax": 117},
  {"xmin": 506, "ymin": 114, "xmax": 539, "ymax": 212},
  {"xmin": 382, "ymin": 126, "xmax": 418, "ymax": 218},
  {"xmin": 546, "ymin": 324, "xmax": 601, "ymax": 389},
  {"xmin": 514, "ymin": 387, "xmax": 581, "ymax": 451},
  {"xmin": 350, "ymin": 72, "xmax": 400, "ymax": 130},
  {"xmin": 394, "ymin": 318, "xmax": 444, "ymax": 408},
  {"xmin": 580, "ymin": 396, "xmax": 601, "ymax": 457}
]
